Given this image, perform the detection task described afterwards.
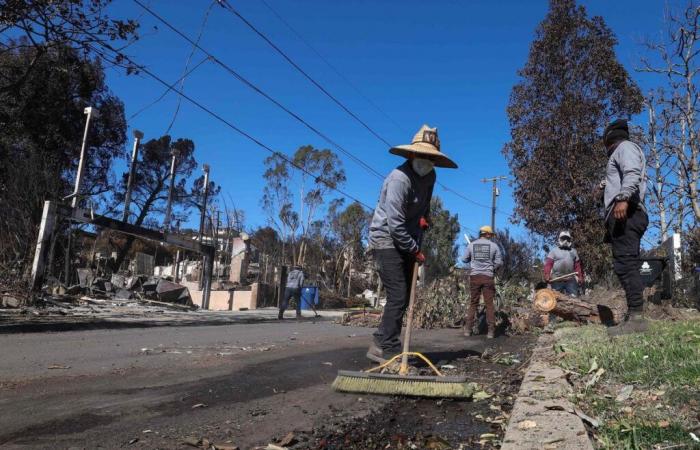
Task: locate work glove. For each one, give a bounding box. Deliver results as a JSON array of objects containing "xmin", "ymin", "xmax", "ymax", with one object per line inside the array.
[
  {"xmin": 414, "ymin": 250, "xmax": 426, "ymax": 265},
  {"xmin": 419, "ymin": 217, "xmax": 430, "ymax": 230}
]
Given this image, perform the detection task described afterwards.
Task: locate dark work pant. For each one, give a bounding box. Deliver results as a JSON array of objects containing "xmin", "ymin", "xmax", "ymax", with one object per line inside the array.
[
  {"xmin": 466, "ymin": 274, "xmax": 496, "ymax": 330},
  {"xmin": 373, "ymin": 248, "xmax": 415, "ymax": 351},
  {"xmin": 551, "ymin": 279, "xmax": 578, "ymax": 296},
  {"xmin": 607, "ymin": 207, "xmax": 648, "ymax": 309},
  {"xmin": 279, "ymin": 287, "xmax": 301, "ymax": 315}
]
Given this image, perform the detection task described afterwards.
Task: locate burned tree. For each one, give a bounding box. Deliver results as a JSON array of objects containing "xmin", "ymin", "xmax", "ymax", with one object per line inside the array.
[
  {"xmin": 503, "ymin": 0, "xmax": 643, "ymax": 281},
  {"xmin": 0, "ymin": 0, "xmax": 139, "ymax": 94},
  {"xmin": 0, "ymin": 0, "xmax": 138, "ymax": 282},
  {"xmin": 0, "ymin": 44, "xmax": 127, "ymax": 279},
  {"xmin": 111, "ymin": 136, "xmax": 198, "ymax": 270},
  {"xmin": 639, "ymin": 2, "xmax": 700, "ymax": 236}
]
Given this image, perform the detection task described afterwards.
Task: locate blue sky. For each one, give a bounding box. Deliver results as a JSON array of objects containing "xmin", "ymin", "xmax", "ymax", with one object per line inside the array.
[{"xmin": 103, "ymin": 0, "xmax": 669, "ymax": 249}]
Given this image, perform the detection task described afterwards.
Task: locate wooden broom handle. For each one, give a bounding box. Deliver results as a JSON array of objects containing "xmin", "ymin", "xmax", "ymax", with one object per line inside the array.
[{"xmin": 400, "ymin": 260, "xmax": 420, "ymax": 375}]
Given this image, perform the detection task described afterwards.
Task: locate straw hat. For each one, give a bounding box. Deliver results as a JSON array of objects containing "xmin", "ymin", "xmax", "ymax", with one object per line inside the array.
[{"xmin": 389, "ymin": 124, "xmax": 458, "ymax": 168}]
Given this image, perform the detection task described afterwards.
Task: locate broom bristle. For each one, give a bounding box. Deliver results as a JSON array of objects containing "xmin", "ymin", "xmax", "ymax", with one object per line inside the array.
[{"xmin": 332, "ymin": 374, "xmax": 476, "ymax": 398}]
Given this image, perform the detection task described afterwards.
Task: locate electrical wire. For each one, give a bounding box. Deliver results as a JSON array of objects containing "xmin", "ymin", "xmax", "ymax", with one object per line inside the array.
[
  {"xmin": 164, "ymin": 0, "xmax": 217, "ymax": 135},
  {"xmin": 214, "ymin": 0, "xmax": 507, "ymax": 214},
  {"xmin": 259, "ymin": 0, "xmax": 408, "ymax": 135},
  {"xmin": 215, "ymin": 0, "xmax": 394, "ymax": 148},
  {"xmin": 129, "ymin": 55, "xmax": 211, "ymax": 120},
  {"xmin": 133, "ymin": 0, "xmax": 384, "ymax": 181},
  {"xmin": 86, "ymin": 41, "xmax": 377, "ymax": 213}
]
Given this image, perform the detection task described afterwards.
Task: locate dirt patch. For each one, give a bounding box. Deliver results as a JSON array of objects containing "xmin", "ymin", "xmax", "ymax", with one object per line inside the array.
[{"xmin": 284, "ymin": 336, "xmax": 536, "ymax": 449}]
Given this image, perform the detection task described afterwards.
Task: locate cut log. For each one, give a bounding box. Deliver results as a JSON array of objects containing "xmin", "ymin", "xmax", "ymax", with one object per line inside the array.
[{"xmin": 533, "ymin": 288, "xmax": 625, "ymax": 325}]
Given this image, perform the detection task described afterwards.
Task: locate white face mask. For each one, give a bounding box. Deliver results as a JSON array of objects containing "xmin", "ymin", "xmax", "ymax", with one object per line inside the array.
[{"xmin": 411, "ymin": 158, "xmax": 434, "ymax": 177}]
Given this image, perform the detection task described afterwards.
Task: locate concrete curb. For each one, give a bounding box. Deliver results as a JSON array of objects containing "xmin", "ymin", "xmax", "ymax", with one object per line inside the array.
[{"xmin": 501, "ymin": 333, "xmax": 593, "ymax": 450}]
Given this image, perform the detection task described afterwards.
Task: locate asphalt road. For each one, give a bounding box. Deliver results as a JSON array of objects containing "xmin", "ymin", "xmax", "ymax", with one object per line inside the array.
[{"xmin": 0, "ymin": 320, "xmax": 530, "ymax": 449}]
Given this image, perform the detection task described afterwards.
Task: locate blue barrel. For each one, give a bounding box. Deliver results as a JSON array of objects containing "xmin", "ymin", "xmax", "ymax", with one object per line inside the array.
[{"xmin": 300, "ymin": 286, "xmax": 318, "ymax": 310}]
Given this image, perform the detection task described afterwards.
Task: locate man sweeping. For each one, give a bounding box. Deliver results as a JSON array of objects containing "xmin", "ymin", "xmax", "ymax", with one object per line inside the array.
[
  {"xmin": 601, "ymin": 119, "xmax": 649, "ymax": 335},
  {"xmin": 278, "ymin": 265, "xmax": 304, "ymax": 320},
  {"xmin": 366, "ymin": 125, "xmax": 457, "ymax": 363},
  {"xmin": 544, "ymin": 231, "xmax": 584, "ymax": 296},
  {"xmin": 462, "ymin": 226, "xmax": 502, "ymax": 339}
]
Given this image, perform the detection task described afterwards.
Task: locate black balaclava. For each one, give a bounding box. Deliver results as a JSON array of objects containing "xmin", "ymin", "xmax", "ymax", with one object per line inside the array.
[{"xmin": 603, "ymin": 119, "xmax": 629, "ymax": 154}]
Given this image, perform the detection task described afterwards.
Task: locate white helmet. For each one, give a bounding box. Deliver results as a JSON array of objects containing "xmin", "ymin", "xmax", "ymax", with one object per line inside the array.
[{"xmin": 558, "ymin": 231, "xmax": 572, "ymax": 248}]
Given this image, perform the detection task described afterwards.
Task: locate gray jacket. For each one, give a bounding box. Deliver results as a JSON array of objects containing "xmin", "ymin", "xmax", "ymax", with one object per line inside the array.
[
  {"xmin": 368, "ymin": 161, "xmax": 435, "ymax": 254},
  {"xmin": 604, "ymin": 140, "xmax": 646, "ymax": 213},
  {"xmin": 546, "ymin": 247, "xmax": 580, "ymax": 279},
  {"xmin": 463, "ymin": 237, "xmax": 503, "ymax": 277},
  {"xmin": 286, "ymin": 268, "xmax": 304, "ymax": 289}
]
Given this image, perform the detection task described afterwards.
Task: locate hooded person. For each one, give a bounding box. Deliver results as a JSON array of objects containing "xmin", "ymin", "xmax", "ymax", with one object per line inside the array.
[
  {"xmin": 279, "ymin": 265, "xmax": 305, "ymax": 320},
  {"xmin": 601, "ymin": 119, "xmax": 649, "ymax": 335},
  {"xmin": 462, "ymin": 225, "xmax": 503, "ymax": 338},
  {"xmin": 366, "ymin": 125, "xmax": 458, "ymax": 363},
  {"xmin": 544, "ymin": 231, "xmax": 584, "ymax": 296}
]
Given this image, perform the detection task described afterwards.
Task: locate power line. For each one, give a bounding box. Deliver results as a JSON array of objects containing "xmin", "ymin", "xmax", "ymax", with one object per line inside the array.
[
  {"xmin": 214, "ymin": 0, "xmax": 507, "ymax": 215},
  {"xmin": 259, "ymin": 0, "xmax": 408, "ymax": 135},
  {"xmin": 130, "ymin": 55, "xmax": 211, "ymax": 120},
  {"xmin": 133, "ymin": 0, "xmax": 384, "ymax": 181},
  {"xmin": 85, "ymin": 41, "xmax": 376, "ymax": 213},
  {"xmin": 164, "ymin": 0, "xmax": 217, "ymax": 135},
  {"xmin": 215, "ymin": 0, "xmax": 394, "ymax": 148}
]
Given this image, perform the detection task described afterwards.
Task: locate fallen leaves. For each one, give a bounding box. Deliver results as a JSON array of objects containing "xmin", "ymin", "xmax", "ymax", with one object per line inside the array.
[
  {"xmin": 585, "ymin": 368, "xmax": 605, "ymax": 388},
  {"xmin": 473, "ymin": 390, "xmax": 493, "ymax": 402},
  {"xmin": 278, "ymin": 432, "xmax": 297, "ymax": 447},
  {"xmin": 615, "ymin": 384, "xmax": 634, "ymax": 402},
  {"xmin": 47, "ymin": 364, "xmax": 70, "ymax": 369},
  {"xmin": 517, "ymin": 419, "xmax": 538, "ymax": 430},
  {"xmin": 573, "ymin": 407, "xmax": 599, "ymax": 428}
]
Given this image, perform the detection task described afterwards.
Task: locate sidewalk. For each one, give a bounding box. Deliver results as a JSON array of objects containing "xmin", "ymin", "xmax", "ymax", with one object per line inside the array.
[{"xmin": 0, "ymin": 305, "xmax": 345, "ymax": 333}]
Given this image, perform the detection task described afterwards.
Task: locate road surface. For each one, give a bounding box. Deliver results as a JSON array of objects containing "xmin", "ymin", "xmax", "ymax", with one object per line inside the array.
[{"xmin": 0, "ymin": 320, "xmax": 533, "ymax": 449}]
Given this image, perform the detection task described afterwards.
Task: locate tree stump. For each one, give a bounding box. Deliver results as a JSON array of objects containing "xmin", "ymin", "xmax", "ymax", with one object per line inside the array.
[{"xmin": 533, "ymin": 288, "xmax": 625, "ymax": 325}]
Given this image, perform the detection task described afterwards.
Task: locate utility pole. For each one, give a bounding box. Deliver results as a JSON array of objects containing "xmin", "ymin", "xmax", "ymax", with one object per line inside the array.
[
  {"xmin": 163, "ymin": 147, "xmax": 180, "ymax": 232},
  {"xmin": 198, "ymin": 164, "xmax": 211, "ymax": 295},
  {"xmin": 198, "ymin": 164, "xmax": 211, "ymax": 244},
  {"xmin": 64, "ymin": 106, "xmax": 98, "ymax": 285},
  {"xmin": 70, "ymin": 107, "xmax": 99, "ymax": 208},
  {"xmin": 122, "ymin": 130, "xmax": 144, "ymax": 223},
  {"xmin": 481, "ymin": 176, "xmax": 507, "ymax": 231}
]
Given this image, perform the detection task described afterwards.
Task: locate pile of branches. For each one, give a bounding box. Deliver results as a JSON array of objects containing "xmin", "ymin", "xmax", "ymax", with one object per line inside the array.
[{"xmin": 412, "ymin": 273, "xmax": 468, "ymax": 329}]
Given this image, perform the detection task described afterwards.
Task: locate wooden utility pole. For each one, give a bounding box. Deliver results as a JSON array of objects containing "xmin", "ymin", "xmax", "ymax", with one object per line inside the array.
[{"xmin": 481, "ymin": 176, "xmax": 507, "ymax": 231}]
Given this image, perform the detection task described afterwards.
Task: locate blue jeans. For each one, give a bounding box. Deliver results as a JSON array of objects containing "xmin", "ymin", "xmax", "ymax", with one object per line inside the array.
[{"xmin": 551, "ymin": 279, "xmax": 578, "ymax": 296}]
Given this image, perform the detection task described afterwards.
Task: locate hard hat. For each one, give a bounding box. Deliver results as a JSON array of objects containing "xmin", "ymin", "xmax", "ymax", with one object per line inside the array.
[
  {"xmin": 479, "ymin": 225, "xmax": 494, "ymax": 235},
  {"xmin": 558, "ymin": 230, "xmax": 572, "ymax": 239}
]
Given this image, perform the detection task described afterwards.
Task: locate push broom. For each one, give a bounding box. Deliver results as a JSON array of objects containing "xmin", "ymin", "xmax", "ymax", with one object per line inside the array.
[{"xmin": 332, "ymin": 251, "xmax": 474, "ymax": 398}]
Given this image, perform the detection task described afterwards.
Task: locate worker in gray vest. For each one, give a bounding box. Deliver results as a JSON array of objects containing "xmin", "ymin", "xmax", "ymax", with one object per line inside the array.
[
  {"xmin": 278, "ymin": 265, "xmax": 304, "ymax": 320},
  {"xmin": 462, "ymin": 225, "xmax": 503, "ymax": 338},
  {"xmin": 601, "ymin": 119, "xmax": 649, "ymax": 335},
  {"xmin": 366, "ymin": 124, "xmax": 458, "ymax": 363},
  {"xmin": 544, "ymin": 231, "xmax": 584, "ymax": 296}
]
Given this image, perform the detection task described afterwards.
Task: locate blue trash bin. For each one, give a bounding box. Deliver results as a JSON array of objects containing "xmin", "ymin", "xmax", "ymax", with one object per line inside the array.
[{"xmin": 300, "ymin": 286, "xmax": 318, "ymax": 310}]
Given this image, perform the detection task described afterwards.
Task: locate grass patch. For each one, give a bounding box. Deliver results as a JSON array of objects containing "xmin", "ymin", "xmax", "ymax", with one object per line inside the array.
[
  {"xmin": 555, "ymin": 320, "xmax": 700, "ymax": 449},
  {"xmin": 597, "ymin": 419, "xmax": 698, "ymax": 450},
  {"xmin": 556, "ymin": 321, "xmax": 700, "ymax": 387}
]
